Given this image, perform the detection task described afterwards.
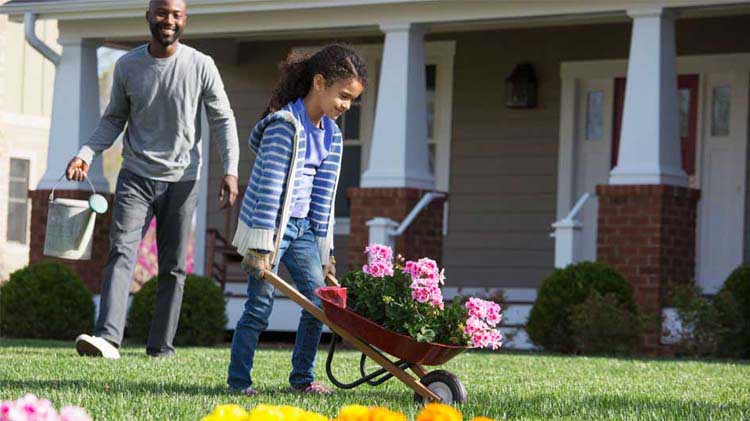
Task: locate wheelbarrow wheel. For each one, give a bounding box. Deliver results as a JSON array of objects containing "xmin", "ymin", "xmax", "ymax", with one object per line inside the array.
[{"xmin": 413, "ymin": 370, "xmax": 467, "ymax": 405}]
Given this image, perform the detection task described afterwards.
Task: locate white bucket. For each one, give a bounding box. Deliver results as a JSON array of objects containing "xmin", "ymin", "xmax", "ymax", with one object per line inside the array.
[{"xmin": 43, "ymin": 175, "xmax": 104, "ymax": 260}]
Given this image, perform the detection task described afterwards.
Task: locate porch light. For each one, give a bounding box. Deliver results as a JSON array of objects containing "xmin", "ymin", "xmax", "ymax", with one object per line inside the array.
[{"xmin": 505, "ymin": 63, "xmax": 537, "ymax": 109}]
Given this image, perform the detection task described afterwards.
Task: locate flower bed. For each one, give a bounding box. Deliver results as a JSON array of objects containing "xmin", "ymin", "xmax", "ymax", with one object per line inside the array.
[
  {"xmin": 202, "ymin": 403, "xmax": 494, "ymax": 421},
  {"xmin": 340, "ymin": 244, "xmax": 502, "ymax": 348},
  {"xmin": 0, "ymin": 394, "xmax": 91, "ymax": 421}
]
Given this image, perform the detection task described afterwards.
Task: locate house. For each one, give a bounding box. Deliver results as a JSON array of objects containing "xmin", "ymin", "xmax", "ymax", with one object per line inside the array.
[
  {"xmin": 0, "ymin": 7, "xmax": 57, "ymax": 281},
  {"xmin": 1, "ymin": 0, "xmax": 748, "ymax": 352}
]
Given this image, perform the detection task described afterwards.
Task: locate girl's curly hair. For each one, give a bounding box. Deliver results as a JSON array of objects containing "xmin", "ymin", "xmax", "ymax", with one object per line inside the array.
[{"xmin": 263, "ymin": 44, "xmax": 368, "ymax": 117}]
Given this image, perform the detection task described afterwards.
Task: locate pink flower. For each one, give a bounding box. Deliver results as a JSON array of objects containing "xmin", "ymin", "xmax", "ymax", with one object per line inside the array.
[
  {"xmin": 365, "ymin": 244, "xmax": 393, "ymax": 263},
  {"xmin": 0, "ymin": 395, "xmax": 91, "ymax": 421},
  {"xmin": 362, "ymin": 260, "xmax": 394, "ymax": 278},
  {"xmin": 464, "ymin": 298, "xmax": 503, "ymax": 349},
  {"xmin": 60, "ymin": 406, "xmax": 92, "ymax": 421}
]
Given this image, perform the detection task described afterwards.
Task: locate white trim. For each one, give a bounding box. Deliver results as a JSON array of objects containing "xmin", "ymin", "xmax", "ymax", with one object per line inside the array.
[
  {"xmin": 334, "ymin": 217, "xmax": 350, "ymax": 235},
  {"xmin": 4, "ymin": 0, "xmax": 747, "ymax": 25}
]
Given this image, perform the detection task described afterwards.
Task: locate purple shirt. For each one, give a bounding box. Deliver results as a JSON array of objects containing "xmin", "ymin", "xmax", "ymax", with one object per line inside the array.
[{"xmin": 290, "ymin": 98, "xmax": 332, "ymax": 218}]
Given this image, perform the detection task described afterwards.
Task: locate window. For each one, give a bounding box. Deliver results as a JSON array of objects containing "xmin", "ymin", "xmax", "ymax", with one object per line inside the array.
[
  {"xmin": 585, "ymin": 91, "xmax": 604, "ymax": 141},
  {"xmin": 7, "ymin": 158, "xmax": 30, "ymax": 244},
  {"xmin": 426, "ymin": 64, "xmax": 437, "ymax": 175},
  {"xmin": 711, "ymin": 85, "xmax": 731, "ymax": 137},
  {"xmin": 335, "ymin": 97, "xmax": 363, "ymax": 218}
]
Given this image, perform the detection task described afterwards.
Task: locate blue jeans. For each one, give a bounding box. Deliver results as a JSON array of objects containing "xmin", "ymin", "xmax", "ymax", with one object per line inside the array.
[{"xmin": 227, "ymin": 217, "xmax": 325, "ymax": 389}]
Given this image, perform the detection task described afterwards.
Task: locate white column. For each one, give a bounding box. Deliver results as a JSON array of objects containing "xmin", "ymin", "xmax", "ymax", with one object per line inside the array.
[
  {"xmin": 37, "ymin": 37, "xmax": 109, "ymax": 193},
  {"xmin": 551, "ymin": 220, "xmax": 582, "ymax": 268},
  {"xmin": 609, "ymin": 7, "xmax": 688, "ymax": 187},
  {"xmin": 366, "ymin": 217, "xmax": 398, "ymax": 251},
  {"xmin": 360, "ymin": 23, "xmax": 433, "ymax": 189}
]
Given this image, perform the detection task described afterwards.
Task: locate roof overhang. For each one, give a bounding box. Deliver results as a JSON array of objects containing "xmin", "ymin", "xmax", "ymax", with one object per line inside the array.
[{"xmin": 1, "ymin": 0, "xmax": 748, "ymax": 40}]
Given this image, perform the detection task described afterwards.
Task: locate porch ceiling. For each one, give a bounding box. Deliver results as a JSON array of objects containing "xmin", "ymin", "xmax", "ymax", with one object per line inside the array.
[{"xmin": 1, "ymin": 0, "xmax": 749, "ymax": 40}]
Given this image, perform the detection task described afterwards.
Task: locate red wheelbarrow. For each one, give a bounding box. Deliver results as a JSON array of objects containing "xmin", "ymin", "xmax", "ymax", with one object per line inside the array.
[{"xmin": 261, "ymin": 271, "xmax": 471, "ymax": 404}]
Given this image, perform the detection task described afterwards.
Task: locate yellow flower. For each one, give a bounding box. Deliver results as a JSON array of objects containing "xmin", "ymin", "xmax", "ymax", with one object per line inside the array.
[
  {"xmin": 304, "ymin": 411, "xmax": 330, "ymax": 421},
  {"xmin": 334, "ymin": 405, "xmax": 371, "ymax": 421},
  {"xmin": 416, "ymin": 403, "xmax": 462, "ymax": 421},
  {"xmin": 471, "ymin": 418, "xmax": 496, "ymax": 421},
  {"xmin": 367, "ymin": 407, "xmax": 407, "ymax": 421},
  {"xmin": 201, "ymin": 404, "xmax": 249, "ymax": 421},
  {"xmin": 247, "ymin": 404, "xmax": 284, "ymax": 421}
]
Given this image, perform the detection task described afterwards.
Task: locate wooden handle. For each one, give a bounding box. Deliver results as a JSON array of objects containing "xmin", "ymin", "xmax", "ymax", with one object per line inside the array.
[{"xmin": 325, "ymin": 273, "xmax": 340, "ymax": 287}]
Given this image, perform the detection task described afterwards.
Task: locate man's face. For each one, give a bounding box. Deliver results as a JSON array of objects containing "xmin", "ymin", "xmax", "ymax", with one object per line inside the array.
[{"xmin": 146, "ymin": 0, "xmax": 187, "ymax": 47}]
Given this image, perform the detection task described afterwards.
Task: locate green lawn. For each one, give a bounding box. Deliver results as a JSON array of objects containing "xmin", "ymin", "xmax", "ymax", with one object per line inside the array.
[{"xmin": 0, "ymin": 339, "xmax": 749, "ymax": 420}]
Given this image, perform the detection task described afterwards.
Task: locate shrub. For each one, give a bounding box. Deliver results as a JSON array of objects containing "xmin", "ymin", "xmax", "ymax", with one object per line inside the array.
[
  {"xmin": 526, "ymin": 261, "xmax": 638, "ymax": 354},
  {"xmin": 0, "ymin": 262, "xmax": 94, "ymax": 339},
  {"xmin": 715, "ymin": 265, "xmax": 750, "ymax": 358},
  {"xmin": 670, "ymin": 284, "xmax": 724, "ymax": 357},
  {"xmin": 570, "ymin": 291, "xmax": 640, "ymax": 355},
  {"xmin": 127, "ymin": 274, "xmax": 226, "ymax": 346}
]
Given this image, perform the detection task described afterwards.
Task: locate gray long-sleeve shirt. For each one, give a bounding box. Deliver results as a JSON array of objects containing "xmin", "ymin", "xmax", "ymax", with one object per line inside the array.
[{"xmin": 77, "ymin": 43, "xmax": 239, "ymax": 181}]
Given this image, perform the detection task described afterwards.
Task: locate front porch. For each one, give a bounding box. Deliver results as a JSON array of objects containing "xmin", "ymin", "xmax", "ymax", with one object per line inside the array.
[{"xmin": 5, "ymin": 0, "xmax": 750, "ymax": 351}]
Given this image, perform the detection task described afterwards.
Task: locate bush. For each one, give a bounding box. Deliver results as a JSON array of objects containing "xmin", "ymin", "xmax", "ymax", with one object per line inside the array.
[
  {"xmin": 127, "ymin": 275, "xmax": 226, "ymax": 346},
  {"xmin": 0, "ymin": 262, "xmax": 94, "ymax": 339},
  {"xmin": 570, "ymin": 292, "xmax": 640, "ymax": 355},
  {"xmin": 715, "ymin": 265, "xmax": 750, "ymax": 358},
  {"xmin": 526, "ymin": 261, "xmax": 638, "ymax": 354},
  {"xmin": 671, "ymin": 284, "xmax": 725, "ymax": 357}
]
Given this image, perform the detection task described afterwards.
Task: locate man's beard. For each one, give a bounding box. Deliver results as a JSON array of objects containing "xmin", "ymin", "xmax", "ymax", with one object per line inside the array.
[{"xmin": 149, "ymin": 20, "xmax": 183, "ymax": 47}]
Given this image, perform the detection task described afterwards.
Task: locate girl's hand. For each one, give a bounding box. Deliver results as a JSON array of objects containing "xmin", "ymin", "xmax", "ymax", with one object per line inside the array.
[
  {"xmin": 324, "ymin": 255, "xmax": 336, "ymax": 278},
  {"xmin": 241, "ymin": 249, "xmax": 270, "ymax": 279}
]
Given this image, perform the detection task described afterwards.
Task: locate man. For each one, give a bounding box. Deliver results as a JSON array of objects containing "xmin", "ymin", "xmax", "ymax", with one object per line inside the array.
[{"xmin": 68, "ymin": 0, "xmax": 239, "ymax": 359}]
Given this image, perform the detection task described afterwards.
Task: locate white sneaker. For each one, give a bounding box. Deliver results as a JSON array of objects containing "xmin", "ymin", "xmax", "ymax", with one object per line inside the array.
[{"xmin": 75, "ymin": 334, "xmax": 121, "ymax": 359}]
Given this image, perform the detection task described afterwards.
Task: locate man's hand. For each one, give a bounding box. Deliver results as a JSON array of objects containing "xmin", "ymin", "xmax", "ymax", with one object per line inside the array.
[
  {"xmin": 219, "ymin": 174, "xmax": 238, "ymax": 209},
  {"xmin": 66, "ymin": 157, "xmax": 89, "ymax": 182}
]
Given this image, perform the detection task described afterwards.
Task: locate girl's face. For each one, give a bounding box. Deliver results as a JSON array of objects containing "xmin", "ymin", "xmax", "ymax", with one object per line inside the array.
[{"xmin": 312, "ymin": 75, "xmax": 365, "ymax": 120}]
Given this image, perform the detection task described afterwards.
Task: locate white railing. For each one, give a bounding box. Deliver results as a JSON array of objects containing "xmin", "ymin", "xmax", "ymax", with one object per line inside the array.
[
  {"xmin": 366, "ymin": 192, "xmax": 446, "ymax": 249},
  {"xmin": 550, "ymin": 192, "xmax": 594, "ymax": 268}
]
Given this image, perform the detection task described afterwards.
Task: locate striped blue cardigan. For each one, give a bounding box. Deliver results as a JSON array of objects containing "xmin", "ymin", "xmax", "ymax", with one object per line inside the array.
[{"xmin": 232, "ymin": 101, "xmax": 342, "ymax": 267}]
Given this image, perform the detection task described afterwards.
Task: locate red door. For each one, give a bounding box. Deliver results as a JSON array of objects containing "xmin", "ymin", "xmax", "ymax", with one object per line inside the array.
[{"xmin": 611, "ymin": 75, "xmax": 699, "ymax": 175}]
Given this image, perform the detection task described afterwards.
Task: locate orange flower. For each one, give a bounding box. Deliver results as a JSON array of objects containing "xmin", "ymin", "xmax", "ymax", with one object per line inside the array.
[
  {"xmin": 471, "ymin": 417, "xmax": 496, "ymax": 421},
  {"xmin": 416, "ymin": 403, "xmax": 462, "ymax": 421}
]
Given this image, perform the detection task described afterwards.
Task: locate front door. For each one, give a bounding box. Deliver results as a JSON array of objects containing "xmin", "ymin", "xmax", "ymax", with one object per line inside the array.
[{"xmin": 696, "ymin": 72, "xmax": 748, "ymax": 293}]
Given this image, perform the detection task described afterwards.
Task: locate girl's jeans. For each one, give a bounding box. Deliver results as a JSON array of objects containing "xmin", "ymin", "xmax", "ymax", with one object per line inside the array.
[{"xmin": 227, "ymin": 217, "xmax": 325, "ymax": 389}]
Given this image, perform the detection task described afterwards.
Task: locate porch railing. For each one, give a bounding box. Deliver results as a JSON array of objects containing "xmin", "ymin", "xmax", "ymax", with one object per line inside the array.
[
  {"xmin": 366, "ymin": 192, "xmax": 447, "ymax": 249},
  {"xmin": 550, "ymin": 192, "xmax": 594, "ymax": 268}
]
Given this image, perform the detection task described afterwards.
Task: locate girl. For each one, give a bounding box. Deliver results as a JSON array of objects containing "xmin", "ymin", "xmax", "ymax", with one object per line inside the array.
[{"xmin": 227, "ymin": 44, "xmax": 367, "ymax": 395}]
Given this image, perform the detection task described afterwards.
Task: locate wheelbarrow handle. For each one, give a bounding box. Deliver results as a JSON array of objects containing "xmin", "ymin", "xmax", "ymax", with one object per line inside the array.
[{"xmin": 325, "ymin": 273, "xmax": 340, "ymax": 287}]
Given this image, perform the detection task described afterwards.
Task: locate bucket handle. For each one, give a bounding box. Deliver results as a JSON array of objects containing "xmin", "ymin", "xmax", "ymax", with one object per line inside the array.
[{"xmin": 48, "ymin": 173, "xmax": 97, "ymax": 202}]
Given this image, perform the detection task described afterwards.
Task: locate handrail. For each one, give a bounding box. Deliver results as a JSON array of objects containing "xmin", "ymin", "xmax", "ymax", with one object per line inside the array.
[
  {"xmin": 562, "ymin": 192, "xmax": 593, "ymax": 223},
  {"xmin": 391, "ymin": 192, "xmax": 446, "ymax": 236}
]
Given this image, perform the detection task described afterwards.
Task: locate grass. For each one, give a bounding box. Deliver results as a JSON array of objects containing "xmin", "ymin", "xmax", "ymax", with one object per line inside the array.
[{"xmin": 0, "ymin": 339, "xmax": 749, "ymax": 420}]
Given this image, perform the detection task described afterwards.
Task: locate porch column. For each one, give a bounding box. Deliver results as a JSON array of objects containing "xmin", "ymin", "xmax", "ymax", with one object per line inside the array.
[
  {"xmin": 349, "ymin": 23, "xmax": 444, "ymax": 270},
  {"xmin": 37, "ymin": 37, "xmax": 108, "ymax": 192},
  {"xmin": 29, "ymin": 37, "xmax": 113, "ymax": 292},
  {"xmin": 609, "ymin": 7, "xmax": 687, "ymax": 186},
  {"xmin": 597, "ymin": 7, "xmax": 700, "ymax": 355},
  {"xmin": 360, "ymin": 23, "xmax": 432, "ymax": 189}
]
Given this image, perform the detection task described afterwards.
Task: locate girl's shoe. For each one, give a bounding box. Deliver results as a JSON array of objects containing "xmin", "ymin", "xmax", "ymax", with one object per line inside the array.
[
  {"xmin": 290, "ymin": 381, "xmax": 333, "ymax": 394},
  {"xmin": 239, "ymin": 386, "xmax": 258, "ymax": 396}
]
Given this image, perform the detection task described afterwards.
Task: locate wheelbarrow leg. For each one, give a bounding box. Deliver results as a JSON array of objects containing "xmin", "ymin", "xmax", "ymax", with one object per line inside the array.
[
  {"xmin": 261, "ymin": 271, "xmax": 442, "ymax": 402},
  {"xmin": 411, "ymin": 364, "xmax": 428, "ymax": 378}
]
